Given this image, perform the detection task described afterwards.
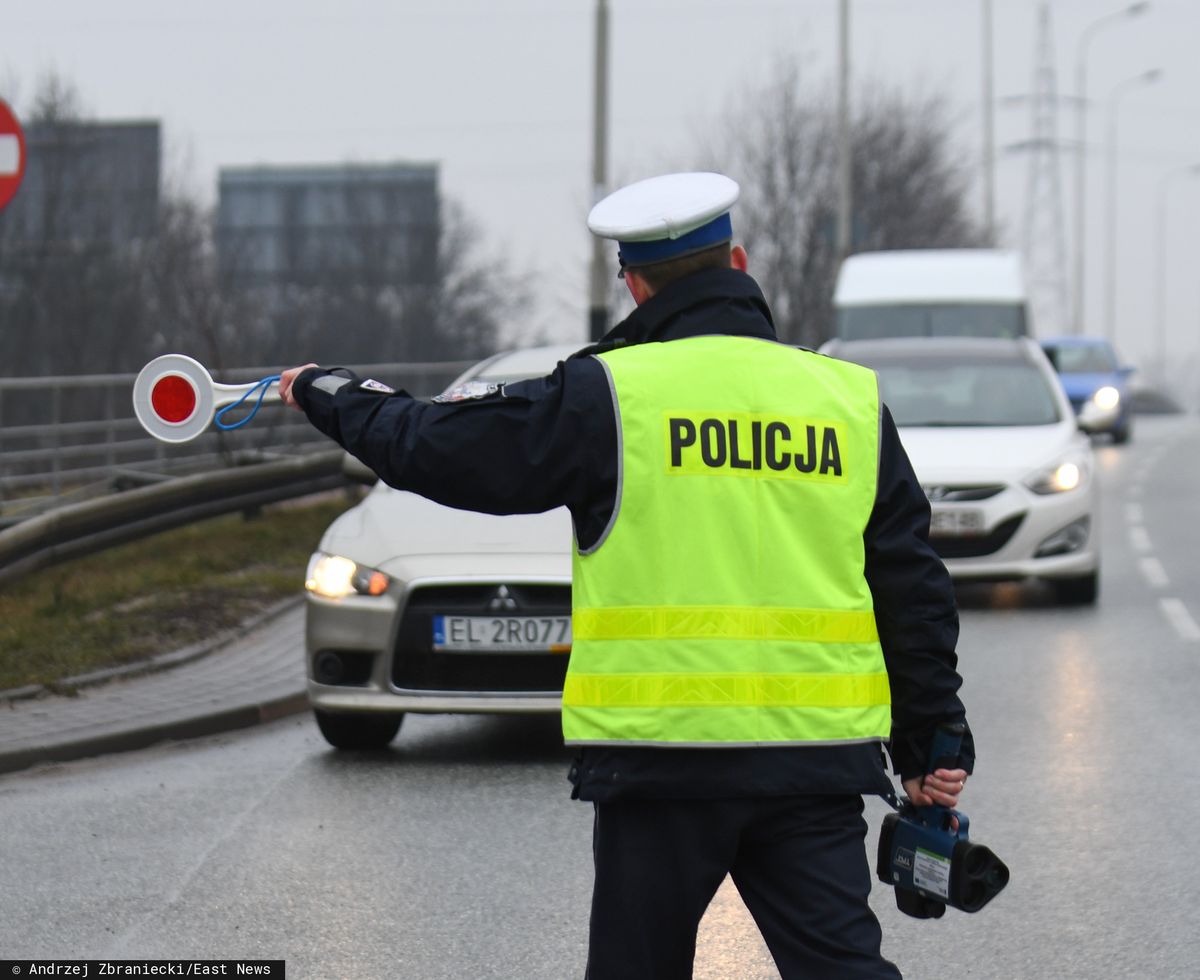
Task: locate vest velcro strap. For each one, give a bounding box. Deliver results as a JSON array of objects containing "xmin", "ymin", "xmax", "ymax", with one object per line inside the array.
[
  {"xmin": 573, "ymin": 606, "xmax": 879, "ymax": 644},
  {"xmin": 563, "ymin": 671, "xmax": 891, "ymax": 709}
]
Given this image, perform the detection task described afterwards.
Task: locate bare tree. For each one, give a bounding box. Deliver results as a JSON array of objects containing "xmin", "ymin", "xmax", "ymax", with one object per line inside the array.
[
  {"xmin": 704, "ymin": 62, "xmax": 985, "ymax": 348},
  {"xmin": 419, "ymin": 200, "xmax": 528, "ymax": 360},
  {"xmin": 140, "ymin": 197, "xmax": 257, "ymax": 372}
]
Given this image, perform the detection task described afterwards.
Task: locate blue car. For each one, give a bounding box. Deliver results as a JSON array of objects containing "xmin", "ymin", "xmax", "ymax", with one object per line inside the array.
[{"xmin": 1040, "ymin": 337, "xmax": 1134, "ymax": 444}]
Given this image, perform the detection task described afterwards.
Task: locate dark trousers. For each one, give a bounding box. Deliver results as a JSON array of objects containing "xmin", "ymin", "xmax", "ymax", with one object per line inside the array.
[{"xmin": 585, "ymin": 795, "xmax": 902, "ymax": 980}]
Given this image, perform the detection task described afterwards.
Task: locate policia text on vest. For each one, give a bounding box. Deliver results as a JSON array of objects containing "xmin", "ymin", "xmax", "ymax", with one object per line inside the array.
[{"xmin": 666, "ymin": 412, "xmax": 846, "ymax": 480}]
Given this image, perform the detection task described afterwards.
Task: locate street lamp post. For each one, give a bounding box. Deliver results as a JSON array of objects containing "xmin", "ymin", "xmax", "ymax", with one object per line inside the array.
[
  {"xmin": 1072, "ymin": 2, "xmax": 1150, "ymax": 335},
  {"xmin": 836, "ymin": 0, "xmax": 852, "ymax": 261},
  {"xmin": 1103, "ymin": 68, "xmax": 1161, "ymax": 347},
  {"xmin": 1154, "ymin": 164, "xmax": 1200, "ymax": 380},
  {"xmin": 588, "ymin": 0, "xmax": 610, "ymax": 342},
  {"xmin": 981, "ymin": 0, "xmax": 995, "ymax": 244}
]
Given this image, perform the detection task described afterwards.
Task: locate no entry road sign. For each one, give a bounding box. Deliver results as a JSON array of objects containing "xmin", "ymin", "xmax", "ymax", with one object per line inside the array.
[{"xmin": 0, "ymin": 98, "xmax": 26, "ymax": 211}]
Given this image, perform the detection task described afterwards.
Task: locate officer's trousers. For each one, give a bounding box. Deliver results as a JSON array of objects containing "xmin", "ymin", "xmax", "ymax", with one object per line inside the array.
[{"xmin": 584, "ymin": 794, "xmax": 902, "ymax": 980}]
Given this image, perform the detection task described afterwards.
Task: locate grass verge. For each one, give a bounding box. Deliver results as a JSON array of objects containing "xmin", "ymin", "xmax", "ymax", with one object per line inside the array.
[{"xmin": 0, "ymin": 494, "xmax": 356, "ymax": 692}]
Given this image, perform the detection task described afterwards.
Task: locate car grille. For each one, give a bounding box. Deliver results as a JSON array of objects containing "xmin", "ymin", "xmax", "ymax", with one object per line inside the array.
[
  {"xmin": 922, "ymin": 483, "xmax": 1006, "ymax": 503},
  {"xmin": 391, "ymin": 583, "xmax": 571, "ymax": 693},
  {"xmin": 930, "ymin": 513, "xmax": 1025, "ymax": 559}
]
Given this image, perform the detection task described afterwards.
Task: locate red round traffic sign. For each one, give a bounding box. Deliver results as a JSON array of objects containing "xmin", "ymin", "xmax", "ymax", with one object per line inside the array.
[{"xmin": 0, "ymin": 98, "xmax": 26, "ymax": 212}]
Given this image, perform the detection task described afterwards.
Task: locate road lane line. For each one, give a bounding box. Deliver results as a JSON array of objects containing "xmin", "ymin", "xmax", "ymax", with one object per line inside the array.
[
  {"xmin": 1160, "ymin": 598, "xmax": 1200, "ymax": 642},
  {"xmin": 1139, "ymin": 557, "xmax": 1169, "ymax": 588},
  {"xmin": 1125, "ymin": 503, "xmax": 1144, "ymax": 524},
  {"xmin": 1128, "ymin": 526, "xmax": 1152, "ymax": 553}
]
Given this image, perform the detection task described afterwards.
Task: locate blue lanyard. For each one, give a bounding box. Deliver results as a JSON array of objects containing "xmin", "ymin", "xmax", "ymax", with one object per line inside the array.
[{"xmin": 214, "ymin": 375, "xmax": 282, "ymax": 431}]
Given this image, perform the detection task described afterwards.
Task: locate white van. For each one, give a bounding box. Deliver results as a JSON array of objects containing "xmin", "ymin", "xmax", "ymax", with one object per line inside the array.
[{"xmin": 833, "ymin": 249, "xmax": 1030, "ymax": 341}]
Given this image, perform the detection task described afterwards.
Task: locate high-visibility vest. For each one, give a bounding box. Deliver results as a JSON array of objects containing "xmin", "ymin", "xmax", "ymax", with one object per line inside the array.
[{"xmin": 563, "ymin": 335, "xmax": 891, "ymax": 747}]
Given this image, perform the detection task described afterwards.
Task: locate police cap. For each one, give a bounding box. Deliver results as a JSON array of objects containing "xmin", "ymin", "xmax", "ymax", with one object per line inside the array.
[{"xmin": 587, "ymin": 172, "xmax": 740, "ymax": 269}]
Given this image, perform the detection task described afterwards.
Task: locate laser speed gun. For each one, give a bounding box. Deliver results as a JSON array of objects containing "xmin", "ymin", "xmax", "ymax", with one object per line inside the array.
[{"xmin": 877, "ymin": 722, "xmax": 1010, "ymax": 919}]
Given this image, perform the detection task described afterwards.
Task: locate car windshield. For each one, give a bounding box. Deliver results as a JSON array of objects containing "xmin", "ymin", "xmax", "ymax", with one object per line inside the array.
[
  {"xmin": 861, "ymin": 353, "xmax": 1061, "ymax": 427},
  {"xmin": 837, "ymin": 303, "xmax": 1026, "ymax": 341},
  {"xmin": 1042, "ymin": 343, "xmax": 1116, "ymax": 374}
]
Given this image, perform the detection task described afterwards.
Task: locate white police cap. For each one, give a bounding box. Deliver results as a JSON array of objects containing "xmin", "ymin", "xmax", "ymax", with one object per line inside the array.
[{"xmin": 587, "ymin": 172, "xmax": 740, "ymax": 268}]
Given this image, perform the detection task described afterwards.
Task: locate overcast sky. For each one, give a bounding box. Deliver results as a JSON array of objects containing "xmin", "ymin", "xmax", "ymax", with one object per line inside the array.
[{"xmin": 3, "ymin": 0, "xmax": 1197, "ymax": 396}]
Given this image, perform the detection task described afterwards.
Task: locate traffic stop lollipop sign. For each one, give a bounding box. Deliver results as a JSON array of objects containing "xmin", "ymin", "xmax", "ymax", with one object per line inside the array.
[{"xmin": 133, "ymin": 354, "xmax": 282, "ymax": 444}]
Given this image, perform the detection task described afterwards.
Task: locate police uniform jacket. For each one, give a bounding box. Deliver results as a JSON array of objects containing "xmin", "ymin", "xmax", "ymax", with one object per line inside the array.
[{"xmin": 292, "ymin": 266, "xmax": 974, "ymax": 803}]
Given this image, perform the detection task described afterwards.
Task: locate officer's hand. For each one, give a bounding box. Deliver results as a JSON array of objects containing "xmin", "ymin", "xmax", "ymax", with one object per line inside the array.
[
  {"xmin": 903, "ymin": 768, "xmax": 968, "ymax": 811},
  {"xmin": 279, "ymin": 364, "xmax": 319, "ymax": 409}
]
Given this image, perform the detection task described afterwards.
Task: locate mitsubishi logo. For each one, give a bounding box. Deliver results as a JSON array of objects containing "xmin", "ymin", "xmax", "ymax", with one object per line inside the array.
[{"xmin": 488, "ymin": 585, "xmax": 519, "ymax": 611}]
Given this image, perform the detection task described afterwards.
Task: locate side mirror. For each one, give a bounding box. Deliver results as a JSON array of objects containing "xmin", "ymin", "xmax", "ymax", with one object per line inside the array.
[{"xmin": 1118, "ymin": 365, "xmax": 1136, "ymax": 379}]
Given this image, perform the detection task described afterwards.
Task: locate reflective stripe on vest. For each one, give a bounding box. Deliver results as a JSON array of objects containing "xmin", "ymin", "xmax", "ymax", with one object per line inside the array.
[
  {"xmin": 572, "ymin": 606, "xmax": 879, "ymax": 644},
  {"xmin": 563, "ymin": 335, "xmax": 891, "ymax": 747}
]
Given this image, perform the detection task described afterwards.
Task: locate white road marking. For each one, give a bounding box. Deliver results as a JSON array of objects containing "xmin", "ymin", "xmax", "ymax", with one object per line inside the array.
[
  {"xmin": 1160, "ymin": 598, "xmax": 1200, "ymax": 642},
  {"xmin": 1139, "ymin": 557, "xmax": 1169, "ymax": 588},
  {"xmin": 1128, "ymin": 526, "xmax": 1152, "ymax": 553},
  {"xmin": 1125, "ymin": 503, "xmax": 1144, "ymax": 524}
]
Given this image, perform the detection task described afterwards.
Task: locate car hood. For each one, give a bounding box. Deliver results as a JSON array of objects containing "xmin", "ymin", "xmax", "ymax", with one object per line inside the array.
[
  {"xmin": 897, "ymin": 423, "xmax": 1083, "ymax": 482},
  {"xmin": 1056, "ymin": 371, "xmax": 1122, "ymax": 400},
  {"xmin": 319, "ymin": 488, "xmax": 573, "ymax": 576}
]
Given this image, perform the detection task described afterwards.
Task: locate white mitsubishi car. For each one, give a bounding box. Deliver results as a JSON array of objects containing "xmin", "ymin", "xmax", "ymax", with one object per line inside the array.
[
  {"xmin": 303, "ymin": 344, "xmax": 582, "ymax": 750},
  {"xmin": 823, "ymin": 336, "xmax": 1100, "ymax": 605}
]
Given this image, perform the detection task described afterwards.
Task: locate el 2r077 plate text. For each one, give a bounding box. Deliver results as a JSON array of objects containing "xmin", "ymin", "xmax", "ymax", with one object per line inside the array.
[{"xmin": 433, "ymin": 615, "xmax": 572, "ymax": 653}]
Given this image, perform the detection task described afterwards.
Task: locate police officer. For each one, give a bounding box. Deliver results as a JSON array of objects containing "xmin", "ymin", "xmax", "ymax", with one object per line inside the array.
[{"xmin": 280, "ymin": 172, "xmax": 973, "ymax": 979}]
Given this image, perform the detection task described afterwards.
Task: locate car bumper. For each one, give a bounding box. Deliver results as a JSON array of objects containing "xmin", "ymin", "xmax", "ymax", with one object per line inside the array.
[
  {"xmin": 944, "ymin": 547, "xmax": 1098, "ymax": 581},
  {"xmin": 930, "ymin": 481, "xmax": 1099, "ymax": 582},
  {"xmin": 308, "ymin": 683, "xmax": 562, "ymax": 714},
  {"xmin": 305, "ymin": 574, "xmax": 571, "ymax": 716}
]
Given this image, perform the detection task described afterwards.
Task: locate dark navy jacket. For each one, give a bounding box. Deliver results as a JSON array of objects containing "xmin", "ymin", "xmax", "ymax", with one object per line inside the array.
[{"xmin": 293, "ymin": 267, "xmax": 973, "ymax": 802}]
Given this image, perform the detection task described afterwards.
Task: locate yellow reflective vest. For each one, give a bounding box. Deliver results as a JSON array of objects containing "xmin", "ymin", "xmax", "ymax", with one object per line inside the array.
[{"xmin": 562, "ymin": 335, "xmax": 892, "ymax": 747}]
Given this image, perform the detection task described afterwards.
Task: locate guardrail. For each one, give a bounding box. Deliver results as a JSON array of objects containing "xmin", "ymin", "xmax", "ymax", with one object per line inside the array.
[
  {"xmin": 0, "ymin": 450, "xmax": 353, "ymax": 587},
  {"xmin": 0, "ymin": 358, "xmax": 472, "ymax": 518}
]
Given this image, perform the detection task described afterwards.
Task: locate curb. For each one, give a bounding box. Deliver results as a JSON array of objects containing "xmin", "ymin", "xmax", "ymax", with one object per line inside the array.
[
  {"xmin": 0, "ymin": 595, "xmax": 304, "ymax": 703},
  {"xmin": 0, "ymin": 691, "xmax": 310, "ymax": 776}
]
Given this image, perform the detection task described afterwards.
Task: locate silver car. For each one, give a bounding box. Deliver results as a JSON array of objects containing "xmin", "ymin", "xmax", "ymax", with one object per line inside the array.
[{"xmin": 304, "ymin": 344, "xmax": 581, "ymax": 749}]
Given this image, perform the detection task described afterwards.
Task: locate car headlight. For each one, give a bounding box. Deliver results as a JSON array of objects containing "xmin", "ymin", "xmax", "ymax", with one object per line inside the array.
[
  {"xmin": 1092, "ymin": 386, "xmax": 1120, "ymax": 412},
  {"xmin": 305, "ymin": 552, "xmax": 390, "ymax": 598},
  {"xmin": 1023, "ymin": 453, "xmax": 1090, "ymax": 495}
]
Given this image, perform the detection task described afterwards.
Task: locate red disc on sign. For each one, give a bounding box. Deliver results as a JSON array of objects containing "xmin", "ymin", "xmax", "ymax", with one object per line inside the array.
[
  {"xmin": 0, "ymin": 98, "xmax": 26, "ymax": 212},
  {"xmin": 151, "ymin": 375, "xmax": 198, "ymax": 423}
]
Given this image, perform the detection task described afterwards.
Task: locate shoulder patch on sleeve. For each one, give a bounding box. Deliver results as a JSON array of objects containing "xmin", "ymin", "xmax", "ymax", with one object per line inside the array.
[
  {"xmin": 359, "ymin": 378, "xmax": 396, "ymax": 394},
  {"xmin": 432, "ymin": 381, "xmax": 502, "ymax": 403}
]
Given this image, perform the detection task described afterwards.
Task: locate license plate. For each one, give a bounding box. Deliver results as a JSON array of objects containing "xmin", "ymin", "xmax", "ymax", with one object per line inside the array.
[
  {"xmin": 929, "ymin": 507, "xmax": 985, "ymax": 537},
  {"xmin": 432, "ymin": 615, "xmax": 572, "ymax": 653}
]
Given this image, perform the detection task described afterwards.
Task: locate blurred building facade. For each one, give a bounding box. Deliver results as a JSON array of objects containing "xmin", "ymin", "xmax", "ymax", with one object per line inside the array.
[{"xmin": 215, "ymin": 162, "xmax": 439, "ymax": 304}]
